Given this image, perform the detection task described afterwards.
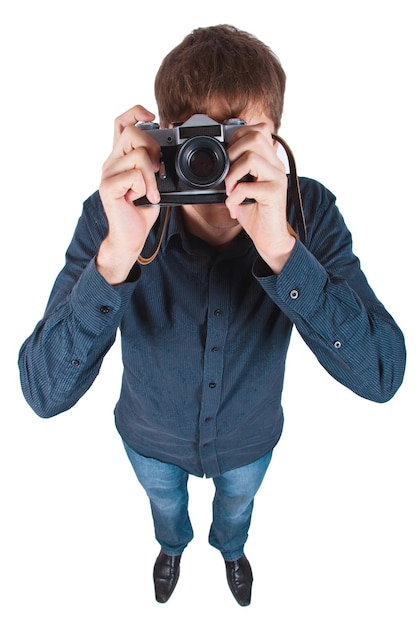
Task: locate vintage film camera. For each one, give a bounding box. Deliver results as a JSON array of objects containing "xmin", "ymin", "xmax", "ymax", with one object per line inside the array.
[
  {"xmin": 134, "ymin": 114, "xmax": 307, "ymax": 260},
  {"xmin": 134, "ymin": 114, "xmax": 253, "ymax": 206}
]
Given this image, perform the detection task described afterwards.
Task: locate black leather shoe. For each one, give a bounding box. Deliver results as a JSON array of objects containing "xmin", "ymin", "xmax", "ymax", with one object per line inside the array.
[
  {"xmin": 153, "ymin": 550, "xmax": 181, "ymax": 603},
  {"xmin": 225, "ymin": 554, "xmax": 253, "ymax": 606}
]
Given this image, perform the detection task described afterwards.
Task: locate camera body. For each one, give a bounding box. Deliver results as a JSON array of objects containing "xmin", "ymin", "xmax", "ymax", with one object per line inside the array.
[{"xmin": 134, "ymin": 114, "xmax": 252, "ymax": 206}]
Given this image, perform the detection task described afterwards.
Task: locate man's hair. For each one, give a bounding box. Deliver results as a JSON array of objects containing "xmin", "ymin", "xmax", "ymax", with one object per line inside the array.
[{"xmin": 154, "ymin": 24, "xmax": 286, "ymax": 130}]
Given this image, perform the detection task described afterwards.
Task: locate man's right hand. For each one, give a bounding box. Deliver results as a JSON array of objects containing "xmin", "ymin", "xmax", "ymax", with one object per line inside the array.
[{"xmin": 97, "ymin": 105, "xmax": 162, "ymax": 285}]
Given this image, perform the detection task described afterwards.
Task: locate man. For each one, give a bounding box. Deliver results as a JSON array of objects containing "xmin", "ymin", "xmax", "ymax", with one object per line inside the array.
[{"xmin": 18, "ymin": 25, "xmax": 406, "ymax": 607}]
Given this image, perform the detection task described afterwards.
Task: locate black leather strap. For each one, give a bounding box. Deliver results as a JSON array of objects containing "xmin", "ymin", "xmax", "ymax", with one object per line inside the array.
[
  {"xmin": 272, "ymin": 133, "xmax": 307, "ymax": 244},
  {"xmin": 137, "ymin": 205, "xmax": 171, "ymax": 265}
]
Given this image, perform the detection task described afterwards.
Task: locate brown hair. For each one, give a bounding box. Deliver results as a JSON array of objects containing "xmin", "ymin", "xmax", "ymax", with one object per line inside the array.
[{"xmin": 154, "ymin": 24, "xmax": 286, "ymax": 130}]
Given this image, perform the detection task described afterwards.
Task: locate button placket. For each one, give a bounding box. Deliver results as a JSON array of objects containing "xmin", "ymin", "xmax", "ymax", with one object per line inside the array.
[{"xmin": 198, "ymin": 262, "xmax": 231, "ymax": 475}]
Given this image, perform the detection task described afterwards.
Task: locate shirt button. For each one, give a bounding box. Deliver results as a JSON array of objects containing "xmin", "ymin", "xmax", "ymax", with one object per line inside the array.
[
  {"xmin": 204, "ymin": 416, "xmax": 212, "ymax": 423},
  {"xmin": 71, "ymin": 359, "xmax": 80, "ymax": 367},
  {"xmin": 100, "ymin": 306, "xmax": 110, "ymax": 314},
  {"xmin": 333, "ymin": 340, "xmax": 342, "ymax": 349},
  {"xmin": 214, "ymin": 309, "xmax": 222, "ymax": 316},
  {"xmin": 289, "ymin": 289, "xmax": 299, "ymax": 299},
  {"xmin": 209, "ymin": 382, "xmax": 217, "ymax": 389},
  {"xmin": 211, "ymin": 347, "xmax": 218, "ymax": 353}
]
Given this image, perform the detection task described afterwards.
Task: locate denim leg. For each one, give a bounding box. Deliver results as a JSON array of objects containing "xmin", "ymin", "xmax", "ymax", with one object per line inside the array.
[
  {"xmin": 209, "ymin": 451, "xmax": 273, "ymax": 561},
  {"xmin": 123, "ymin": 441, "xmax": 193, "ymax": 556}
]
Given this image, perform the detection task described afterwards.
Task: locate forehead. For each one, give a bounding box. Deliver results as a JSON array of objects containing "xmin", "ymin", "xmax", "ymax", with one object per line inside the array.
[
  {"xmin": 169, "ymin": 97, "xmax": 277, "ymax": 132},
  {"xmin": 191, "ymin": 99, "xmax": 276, "ymax": 131}
]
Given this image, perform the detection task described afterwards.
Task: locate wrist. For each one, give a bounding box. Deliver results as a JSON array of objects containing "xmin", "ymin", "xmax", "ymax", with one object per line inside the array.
[
  {"xmin": 260, "ymin": 235, "xmax": 296, "ymax": 275},
  {"xmin": 96, "ymin": 239, "xmax": 139, "ymax": 286}
]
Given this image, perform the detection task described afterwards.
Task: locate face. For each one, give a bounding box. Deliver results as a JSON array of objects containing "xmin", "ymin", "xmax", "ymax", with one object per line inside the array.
[{"xmin": 179, "ymin": 101, "xmax": 276, "ymax": 245}]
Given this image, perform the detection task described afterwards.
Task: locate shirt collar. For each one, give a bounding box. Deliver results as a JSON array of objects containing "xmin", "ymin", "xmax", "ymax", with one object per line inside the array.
[{"xmin": 161, "ymin": 205, "xmax": 253, "ymax": 259}]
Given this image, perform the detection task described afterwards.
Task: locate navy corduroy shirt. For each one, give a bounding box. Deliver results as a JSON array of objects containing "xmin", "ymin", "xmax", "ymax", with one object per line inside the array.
[{"xmin": 19, "ymin": 177, "xmax": 406, "ymax": 477}]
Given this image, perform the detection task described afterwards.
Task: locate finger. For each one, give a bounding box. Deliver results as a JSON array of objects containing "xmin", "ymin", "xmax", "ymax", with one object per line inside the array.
[
  {"xmin": 101, "ymin": 165, "xmax": 160, "ymax": 205},
  {"xmin": 227, "ymin": 180, "xmax": 275, "ymax": 209},
  {"xmin": 225, "ymin": 182, "xmax": 257, "ymax": 219},
  {"xmin": 105, "ymin": 147, "xmax": 161, "ymax": 204},
  {"xmin": 113, "ymin": 105, "xmax": 156, "ymax": 145},
  {"xmin": 228, "ymin": 136, "xmax": 277, "ymax": 170},
  {"xmin": 111, "ymin": 124, "xmax": 161, "ymax": 167},
  {"xmin": 227, "ymin": 122, "xmax": 275, "ymax": 152},
  {"xmin": 225, "ymin": 152, "xmax": 284, "ymax": 195},
  {"xmin": 103, "ymin": 146, "xmax": 158, "ymax": 179}
]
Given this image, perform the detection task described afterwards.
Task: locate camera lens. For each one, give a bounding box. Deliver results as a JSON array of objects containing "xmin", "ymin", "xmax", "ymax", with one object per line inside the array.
[
  {"xmin": 176, "ymin": 137, "xmax": 229, "ymax": 188},
  {"xmin": 189, "ymin": 149, "xmax": 218, "ymax": 179}
]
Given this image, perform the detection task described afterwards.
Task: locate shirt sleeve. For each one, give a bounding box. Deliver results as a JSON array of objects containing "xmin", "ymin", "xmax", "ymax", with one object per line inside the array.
[
  {"xmin": 18, "ymin": 192, "xmax": 140, "ymax": 417},
  {"xmin": 253, "ymin": 178, "xmax": 406, "ymax": 402}
]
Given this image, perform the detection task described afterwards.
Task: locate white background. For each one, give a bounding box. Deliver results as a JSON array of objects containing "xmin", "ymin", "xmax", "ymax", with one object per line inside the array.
[{"xmin": 1, "ymin": 1, "xmax": 417, "ymax": 624}]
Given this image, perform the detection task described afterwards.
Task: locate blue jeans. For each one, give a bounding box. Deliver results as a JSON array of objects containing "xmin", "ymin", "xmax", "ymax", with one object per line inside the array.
[{"xmin": 123, "ymin": 441, "xmax": 272, "ymax": 561}]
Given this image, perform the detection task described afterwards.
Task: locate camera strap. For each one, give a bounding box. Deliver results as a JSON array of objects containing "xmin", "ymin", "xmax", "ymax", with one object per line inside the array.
[
  {"xmin": 137, "ymin": 205, "xmax": 172, "ymax": 265},
  {"xmin": 272, "ymin": 133, "xmax": 307, "ymax": 245}
]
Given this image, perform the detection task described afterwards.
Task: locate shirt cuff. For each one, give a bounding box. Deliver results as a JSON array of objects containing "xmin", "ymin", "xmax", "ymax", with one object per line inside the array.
[
  {"xmin": 70, "ymin": 258, "xmax": 139, "ymax": 334},
  {"xmin": 253, "ymin": 240, "xmax": 328, "ymax": 317}
]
